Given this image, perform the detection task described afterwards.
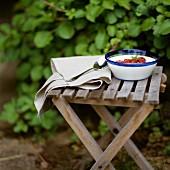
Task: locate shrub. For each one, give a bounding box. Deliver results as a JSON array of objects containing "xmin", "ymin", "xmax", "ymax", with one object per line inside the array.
[{"xmin": 0, "ymin": 0, "xmax": 169, "ymax": 135}]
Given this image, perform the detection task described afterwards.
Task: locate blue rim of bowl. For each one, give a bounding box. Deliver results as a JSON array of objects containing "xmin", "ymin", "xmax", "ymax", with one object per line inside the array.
[{"xmin": 105, "ymin": 49, "xmax": 160, "ymax": 67}]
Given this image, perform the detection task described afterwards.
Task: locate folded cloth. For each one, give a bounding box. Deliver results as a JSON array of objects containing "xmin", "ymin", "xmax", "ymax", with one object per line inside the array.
[{"xmin": 34, "ymin": 55, "xmax": 112, "ymax": 117}]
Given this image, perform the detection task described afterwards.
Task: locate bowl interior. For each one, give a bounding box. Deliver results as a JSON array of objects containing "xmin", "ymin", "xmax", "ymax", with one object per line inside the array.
[
  {"xmin": 109, "ymin": 55, "xmax": 155, "ymax": 62},
  {"xmin": 105, "ymin": 49, "xmax": 160, "ymax": 67}
]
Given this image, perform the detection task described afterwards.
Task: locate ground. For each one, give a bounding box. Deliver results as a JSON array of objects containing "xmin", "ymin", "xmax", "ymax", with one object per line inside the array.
[{"xmin": 0, "ymin": 121, "xmax": 170, "ymax": 170}]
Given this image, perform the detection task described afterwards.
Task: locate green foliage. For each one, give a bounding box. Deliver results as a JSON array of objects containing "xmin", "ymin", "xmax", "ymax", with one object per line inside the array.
[
  {"xmin": 0, "ymin": 97, "xmax": 64, "ymax": 135},
  {"xmin": 0, "ymin": 0, "xmax": 170, "ymax": 137},
  {"xmin": 148, "ymin": 127, "xmax": 163, "ymax": 144},
  {"xmin": 162, "ymin": 142, "xmax": 170, "ymax": 155},
  {"xmin": 143, "ymin": 110, "xmax": 161, "ymax": 128}
]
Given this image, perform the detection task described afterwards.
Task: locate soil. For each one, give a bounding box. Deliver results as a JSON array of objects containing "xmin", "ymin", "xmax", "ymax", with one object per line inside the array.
[{"xmin": 0, "ymin": 121, "xmax": 170, "ymax": 170}]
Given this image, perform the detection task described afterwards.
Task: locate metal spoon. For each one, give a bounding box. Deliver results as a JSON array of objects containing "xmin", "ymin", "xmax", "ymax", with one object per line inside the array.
[{"xmin": 71, "ymin": 57, "xmax": 107, "ymax": 81}]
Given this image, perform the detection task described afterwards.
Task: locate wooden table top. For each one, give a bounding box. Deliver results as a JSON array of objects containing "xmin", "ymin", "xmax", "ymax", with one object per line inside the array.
[{"xmin": 47, "ymin": 66, "xmax": 167, "ymax": 106}]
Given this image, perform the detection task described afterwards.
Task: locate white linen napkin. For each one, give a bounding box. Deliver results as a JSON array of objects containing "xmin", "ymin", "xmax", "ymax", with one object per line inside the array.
[{"xmin": 34, "ymin": 55, "xmax": 112, "ymax": 117}]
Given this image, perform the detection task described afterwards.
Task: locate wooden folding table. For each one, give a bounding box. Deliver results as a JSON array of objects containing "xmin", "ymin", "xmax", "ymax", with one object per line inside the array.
[{"xmin": 47, "ymin": 66, "xmax": 167, "ymax": 170}]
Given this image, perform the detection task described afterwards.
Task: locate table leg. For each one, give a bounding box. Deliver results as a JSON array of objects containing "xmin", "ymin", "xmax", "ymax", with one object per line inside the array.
[
  {"xmin": 92, "ymin": 105, "xmax": 154, "ymax": 170},
  {"xmin": 52, "ymin": 96, "xmax": 115, "ymax": 170},
  {"xmin": 90, "ymin": 103, "xmax": 154, "ymax": 170}
]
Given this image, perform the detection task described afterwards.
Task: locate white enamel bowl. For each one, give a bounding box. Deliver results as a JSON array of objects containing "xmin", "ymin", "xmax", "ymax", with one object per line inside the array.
[{"xmin": 105, "ymin": 49, "xmax": 160, "ymax": 81}]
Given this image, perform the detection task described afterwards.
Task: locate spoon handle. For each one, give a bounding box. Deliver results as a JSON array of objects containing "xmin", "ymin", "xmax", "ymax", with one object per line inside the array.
[{"xmin": 70, "ymin": 68, "xmax": 94, "ymax": 81}]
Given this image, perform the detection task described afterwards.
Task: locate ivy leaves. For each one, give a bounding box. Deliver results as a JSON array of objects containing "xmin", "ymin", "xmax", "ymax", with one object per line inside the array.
[
  {"xmin": 95, "ymin": 29, "xmax": 109, "ymax": 50},
  {"xmin": 56, "ymin": 22, "xmax": 75, "ymax": 39},
  {"xmin": 34, "ymin": 31, "xmax": 54, "ymax": 48},
  {"xmin": 153, "ymin": 19, "xmax": 170, "ymax": 36},
  {"xmin": 0, "ymin": 0, "xmax": 170, "ymax": 137}
]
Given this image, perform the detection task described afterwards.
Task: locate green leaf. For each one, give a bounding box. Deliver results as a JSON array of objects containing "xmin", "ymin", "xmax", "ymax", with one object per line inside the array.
[
  {"xmin": 12, "ymin": 14, "xmax": 25, "ymax": 28},
  {"xmin": 141, "ymin": 17, "xmax": 155, "ymax": 31},
  {"xmin": 43, "ymin": 67, "xmax": 52, "ymax": 79},
  {"xmin": 75, "ymin": 20, "xmax": 87, "ymax": 30},
  {"xmin": 16, "ymin": 63, "xmax": 31, "ymax": 80},
  {"xmin": 20, "ymin": 44, "xmax": 30, "ymax": 59},
  {"xmin": 11, "ymin": 30, "xmax": 21, "ymax": 46},
  {"xmin": 114, "ymin": 8, "xmax": 126, "ymax": 18},
  {"xmin": 75, "ymin": 43, "xmax": 88, "ymax": 55},
  {"xmin": 166, "ymin": 47, "xmax": 170, "ymax": 59},
  {"xmin": 5, "ymin": 48, "xmax": 20, "ymax": 61},
  {"xmin": 162, "ymin": 0, "xmax": 170, "ymax": 5},
  {"xmin": 156, "ymin": 5, "xmax": 166, "ymax": 14},
  {"xmin": 0, "ymin": 34, "xmax": 7, "ymax": 50},
  {"xmin": 159, "ymin": 19, "xmax": 170, "ymax": 35},
  {"xmin": 20, "ymin": 83, "xmax": 37, "ymax": 95},
  {"xmin": 114, "ymin": 0, "xmax": 130, "ymax": 10},
  {"xmin": 56, "ymin": 22, "xmax": 75, "ymax": 39},
  {"xmin": 146, "ymin": 0, "xmax": 159, "ymax": 7},
  {"xmin": 30, "ymin": 65, "xmax": 44, "ymax": 81},
  {"xmin": 76, "ymin": 34, "xmax": 88, "ymax": 44},
  {"xmin": 42, "ymin": 118, "xmax": 54, "ymax": 130},
  {"xmin": 104, "ymin": 12, "xmax": 117, "ymax": 24},
  {"xmin": 153, "ymin": 37, "xmax": 168, "ymax": 49},
  {"xmin": 135, "ymin": 4, "xmax": 148, "ymax": 16},
  {"xmin": 89, "ymin": 43, "xmax": 101, "ymax": 55},
  {"xmin": 64, "ymin": 44, "xmax": 75, "ymax": 56},
  {"xmin": 116, "ymin": 30, "xmax": 124, "ymax": 39},
  {"xmin": 110, "ymin": 38, "xmax": 121, "ymax": 46},
  {"xmin": 107, "ymin": 25, "xmax": 117, "ymax": 37},
  {"xmin": 154, "ymin": 19, "xmax": 170, "ymax": 36},
  {"xmin": 0, "ymin": 110, "xmax": 19, "ymax": 124},
  {"xmin": 0, "ymin": 24, "xmax": 11, "ymax": 34},
  {"xmin": 132, "ymin": 0, "xmax": 145, "ymax": 4},
  {"xmin": 153, "ymin": 23, "xmax": 162, "ymax": 36},
  {"xmin": 17, "ymin": 96, "xmax": 33, "ymax": 113},
  {"xmin": 102, "ymin": 0, "xmax": 115, "ymax": 10},
  {"xmin": 74, "ymin": 9, "xmax": 85, "ymax": 18},
  {"xmin": 34, "ymin": 31, "xmax": 53, "ymax": 48},
  {"xmin": 14, "ymin": 0, "xmax": 33, "ymax": 10},
  {"xmin": 22, "ymin": 17, "xmax": 40, "ymax": 32},
  {"xmin": 165, "ymin": 11, "xmax": 170, "ymax": 17},
  {"xmin": 29, "ymin": 115, "xmax": 41, "ymax": 126},
  {"xmin": 128, "ymin": 22, "xmax": 141, "ymax": 37},
  {"xmin": 95, "ymin": 29, "xmax": 109, "ymax": 50},
  {"xmin": 156, "ymin": 14, "xmax": 165, "ymax": 23},
  {"xmin": 90, "ymin": 0, "xmax": 102, "ymax": 5},
  {"xmin": 29, "ymin": 52, "xmax": 43, "ymax": 65},
  {"xmin": 24, "ymin": 112, "xmax": 33, "ymax": 120},
  {"xmin": 14, "ymin": 120, "xmax": 28, "ymax": 133},
  {"xmin": 85, "ymin": 4, "xmax": 104, "ymax": 22}
]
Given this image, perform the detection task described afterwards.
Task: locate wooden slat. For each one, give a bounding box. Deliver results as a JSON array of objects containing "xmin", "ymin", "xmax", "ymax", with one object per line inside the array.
[
  {"xmin": 116, "ymin": 81, "xmax": 134, "ymax": 99},
  {"xmin": 67, "ymin": 93, "xmax": 145, "ymax": 107},
  {"xmin": 47, "ymin": 89, "xmax": 62, "ymax": 98},
  {"xmin": 88, "ymin": 84, "xmax": 106, "ymax": 99},
  {"xmin": 103, "ymin": 77, "xmax": 121, "ymax": 100},
  {"xmin": 132, "ymin": 79, "xmax": 148, "ymax": 102},
  {"xmin": 148, "ymin": 66, "xmax": 163, "ymax": 104},
  {"xmin": 75, "ymin": 89, "xmax": 89, "ymax": 99},
  {"xmin": 62, "ymin": 88, "xmax": 76, "ymax": 98}
]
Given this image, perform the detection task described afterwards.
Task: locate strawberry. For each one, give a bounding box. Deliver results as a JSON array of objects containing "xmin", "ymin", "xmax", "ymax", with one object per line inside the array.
[
  {"xmin": 131, "ymin": 59, "xmax": 138, "ymax": 63},
  {"xmin": 116, "ymin": 60, "xmax": 124, "ymax": 63},
  {"xmin": 124, "ymin": 59, "xmax": 131, "ymax": 63},
  {"xmin": 138, "ymin": 57, "xmax": 146, "ymax": 63},
  {"xmin": 116, "ymin": 56, "xmax": 146, "ymax": 64}
]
